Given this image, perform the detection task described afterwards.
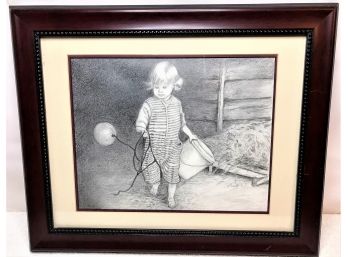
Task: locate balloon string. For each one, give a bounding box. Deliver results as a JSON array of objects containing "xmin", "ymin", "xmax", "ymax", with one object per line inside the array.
[
  {"xmin": 112, "ymin": 134, "xmax": 140, "ymax": 162},
  {"xmin": 113, "ymin": 131, "xmax": 162, "ymax": 196},
  {"xmin": 113, "ymin": 173, "xmax": 141, "ymax": 196}
]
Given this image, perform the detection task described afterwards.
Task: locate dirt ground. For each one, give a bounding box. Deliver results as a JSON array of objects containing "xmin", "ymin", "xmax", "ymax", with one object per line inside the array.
[{"xmin": 109, "ymin": 171, "xmax": 269, "ymax": 211}]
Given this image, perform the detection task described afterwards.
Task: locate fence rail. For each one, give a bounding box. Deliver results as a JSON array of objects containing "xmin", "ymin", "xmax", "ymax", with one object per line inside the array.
[{"xmin": 183, "ymin": 59, "xmax": 275, "ymax": 132}]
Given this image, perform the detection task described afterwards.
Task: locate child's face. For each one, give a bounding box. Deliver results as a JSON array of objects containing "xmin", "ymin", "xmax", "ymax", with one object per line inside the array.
[{"xmin": 153, "ymin": 82, "xmax": 174, "ymax": 100}]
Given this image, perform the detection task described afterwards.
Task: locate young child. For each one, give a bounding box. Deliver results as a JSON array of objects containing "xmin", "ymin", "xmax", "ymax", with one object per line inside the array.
[{"xmin": 136, "ymin": 61, "xmax": 197, "ymax": 208}]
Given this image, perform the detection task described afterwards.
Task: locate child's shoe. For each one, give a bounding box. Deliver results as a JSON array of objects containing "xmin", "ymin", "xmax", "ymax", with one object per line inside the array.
[{"xmin": 168, "ymin": 197, "xmax": 176, "ymax": 208}]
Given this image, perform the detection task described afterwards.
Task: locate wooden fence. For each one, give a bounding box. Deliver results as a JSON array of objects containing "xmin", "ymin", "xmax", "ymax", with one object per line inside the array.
[{"xmin": 183, "ymin": 59, "xmax": 275, "ymax": 132}]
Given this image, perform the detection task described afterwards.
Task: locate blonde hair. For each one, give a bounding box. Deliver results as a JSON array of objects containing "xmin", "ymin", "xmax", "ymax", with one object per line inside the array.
[{"xmin": 146, "ymin": 61, "xmax": 183, "ymax": 91}]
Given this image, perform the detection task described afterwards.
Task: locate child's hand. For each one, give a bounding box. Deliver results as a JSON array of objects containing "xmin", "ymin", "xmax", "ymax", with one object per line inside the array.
[
  {"xmin": 136, "ymin": 127, "xmax": 148, "ymax": 137},
  {"xmin": 142, "ymin": 130, "xmax": 149, "ymax": 138},
  {"xmin": 189, "ymin": 134, "xmax": 198, "ymax": 142}
]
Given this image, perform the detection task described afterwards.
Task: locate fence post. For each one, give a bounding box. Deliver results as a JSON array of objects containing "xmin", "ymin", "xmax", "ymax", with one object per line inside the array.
[{"xmin": 217, "ymin": 61, "xmax": 226, "ymax": 132}]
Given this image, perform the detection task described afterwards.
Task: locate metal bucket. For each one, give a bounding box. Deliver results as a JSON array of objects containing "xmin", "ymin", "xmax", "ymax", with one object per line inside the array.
[{"xmin": 179, "ymin": 139, "xmax": 215, "ymax": 180}]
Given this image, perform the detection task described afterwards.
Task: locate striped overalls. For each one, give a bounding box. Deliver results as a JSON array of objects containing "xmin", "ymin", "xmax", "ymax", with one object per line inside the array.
[{"xmin": 136, "ymin": 96, "xmax": 186, "ymax": 184}]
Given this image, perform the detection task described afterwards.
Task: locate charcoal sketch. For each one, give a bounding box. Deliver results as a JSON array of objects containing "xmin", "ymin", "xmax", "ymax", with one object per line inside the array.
[{"xmin": 70, "ymin": 57, "xmax": 276, "ymax": 212}]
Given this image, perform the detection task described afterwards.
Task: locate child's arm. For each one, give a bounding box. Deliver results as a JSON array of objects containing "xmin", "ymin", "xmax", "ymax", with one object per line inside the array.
[
  {"xmin": 182, "ymin": 125, "xmax": 198, "ymax": 142},
  {"xmin": 180, "ymin": 103, "xmax": 198, "ymax": 142},
  {"xmin": 136, "ymin": 102, "xmax": 151, "ymax": 136}
]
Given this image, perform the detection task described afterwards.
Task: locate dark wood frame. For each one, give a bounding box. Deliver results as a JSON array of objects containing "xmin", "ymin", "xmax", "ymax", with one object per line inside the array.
[{"xmin": 10, "ymin": 4, "xmax": 338, "ymax": 256}]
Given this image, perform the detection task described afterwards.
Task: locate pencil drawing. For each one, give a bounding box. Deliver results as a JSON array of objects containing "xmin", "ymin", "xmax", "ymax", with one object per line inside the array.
[{"xmin": 70, "ymin": 57, "xmax": 275, "ymax": 212}]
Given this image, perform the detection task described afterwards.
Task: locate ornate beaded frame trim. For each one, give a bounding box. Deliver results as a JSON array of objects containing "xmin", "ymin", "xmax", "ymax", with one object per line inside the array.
[{"xmin": 34, "ymin": 29, "xmax": 313, "ymax": 237}]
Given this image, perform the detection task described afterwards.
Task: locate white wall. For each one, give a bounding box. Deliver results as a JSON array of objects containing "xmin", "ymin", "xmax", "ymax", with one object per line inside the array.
[{"xmin": 6, "ymin": 0, "xmax": 342, "ymax": 214}]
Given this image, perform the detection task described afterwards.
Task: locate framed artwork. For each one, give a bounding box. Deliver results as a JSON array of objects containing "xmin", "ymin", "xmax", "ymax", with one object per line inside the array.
[{"xmin": 10, "ymin": 4, "xmax": 338, "ymax": 256}]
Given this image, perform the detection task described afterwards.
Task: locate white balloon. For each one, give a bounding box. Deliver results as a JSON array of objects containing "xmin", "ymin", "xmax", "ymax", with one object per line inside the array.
[{"xmin": 93, "ymin": 122, "xmax": 117, "ymax": 146}]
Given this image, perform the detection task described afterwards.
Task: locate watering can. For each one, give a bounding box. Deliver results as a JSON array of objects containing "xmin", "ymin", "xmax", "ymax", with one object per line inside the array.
[{"xmin": 179, "ymin": 139, "xmax": 215, "ymax": 180}]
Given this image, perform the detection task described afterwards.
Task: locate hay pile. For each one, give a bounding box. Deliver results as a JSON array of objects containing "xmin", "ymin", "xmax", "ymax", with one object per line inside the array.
[{"xmin": 203, "ymin": 120, "xmax": 272, "ymax": 174}]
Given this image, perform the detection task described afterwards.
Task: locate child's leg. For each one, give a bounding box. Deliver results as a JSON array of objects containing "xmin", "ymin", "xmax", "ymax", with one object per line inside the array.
[
  {"xmin": 168, "ymin": 183, "xmax": 177, "ymax": 208},
  {"xmin": 142, "ymin": 151, "xmax": 160, "ymax": 196},
  {"xmin": 150, "ymin": 182, "xmax": 160, "ymax": 196}
]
